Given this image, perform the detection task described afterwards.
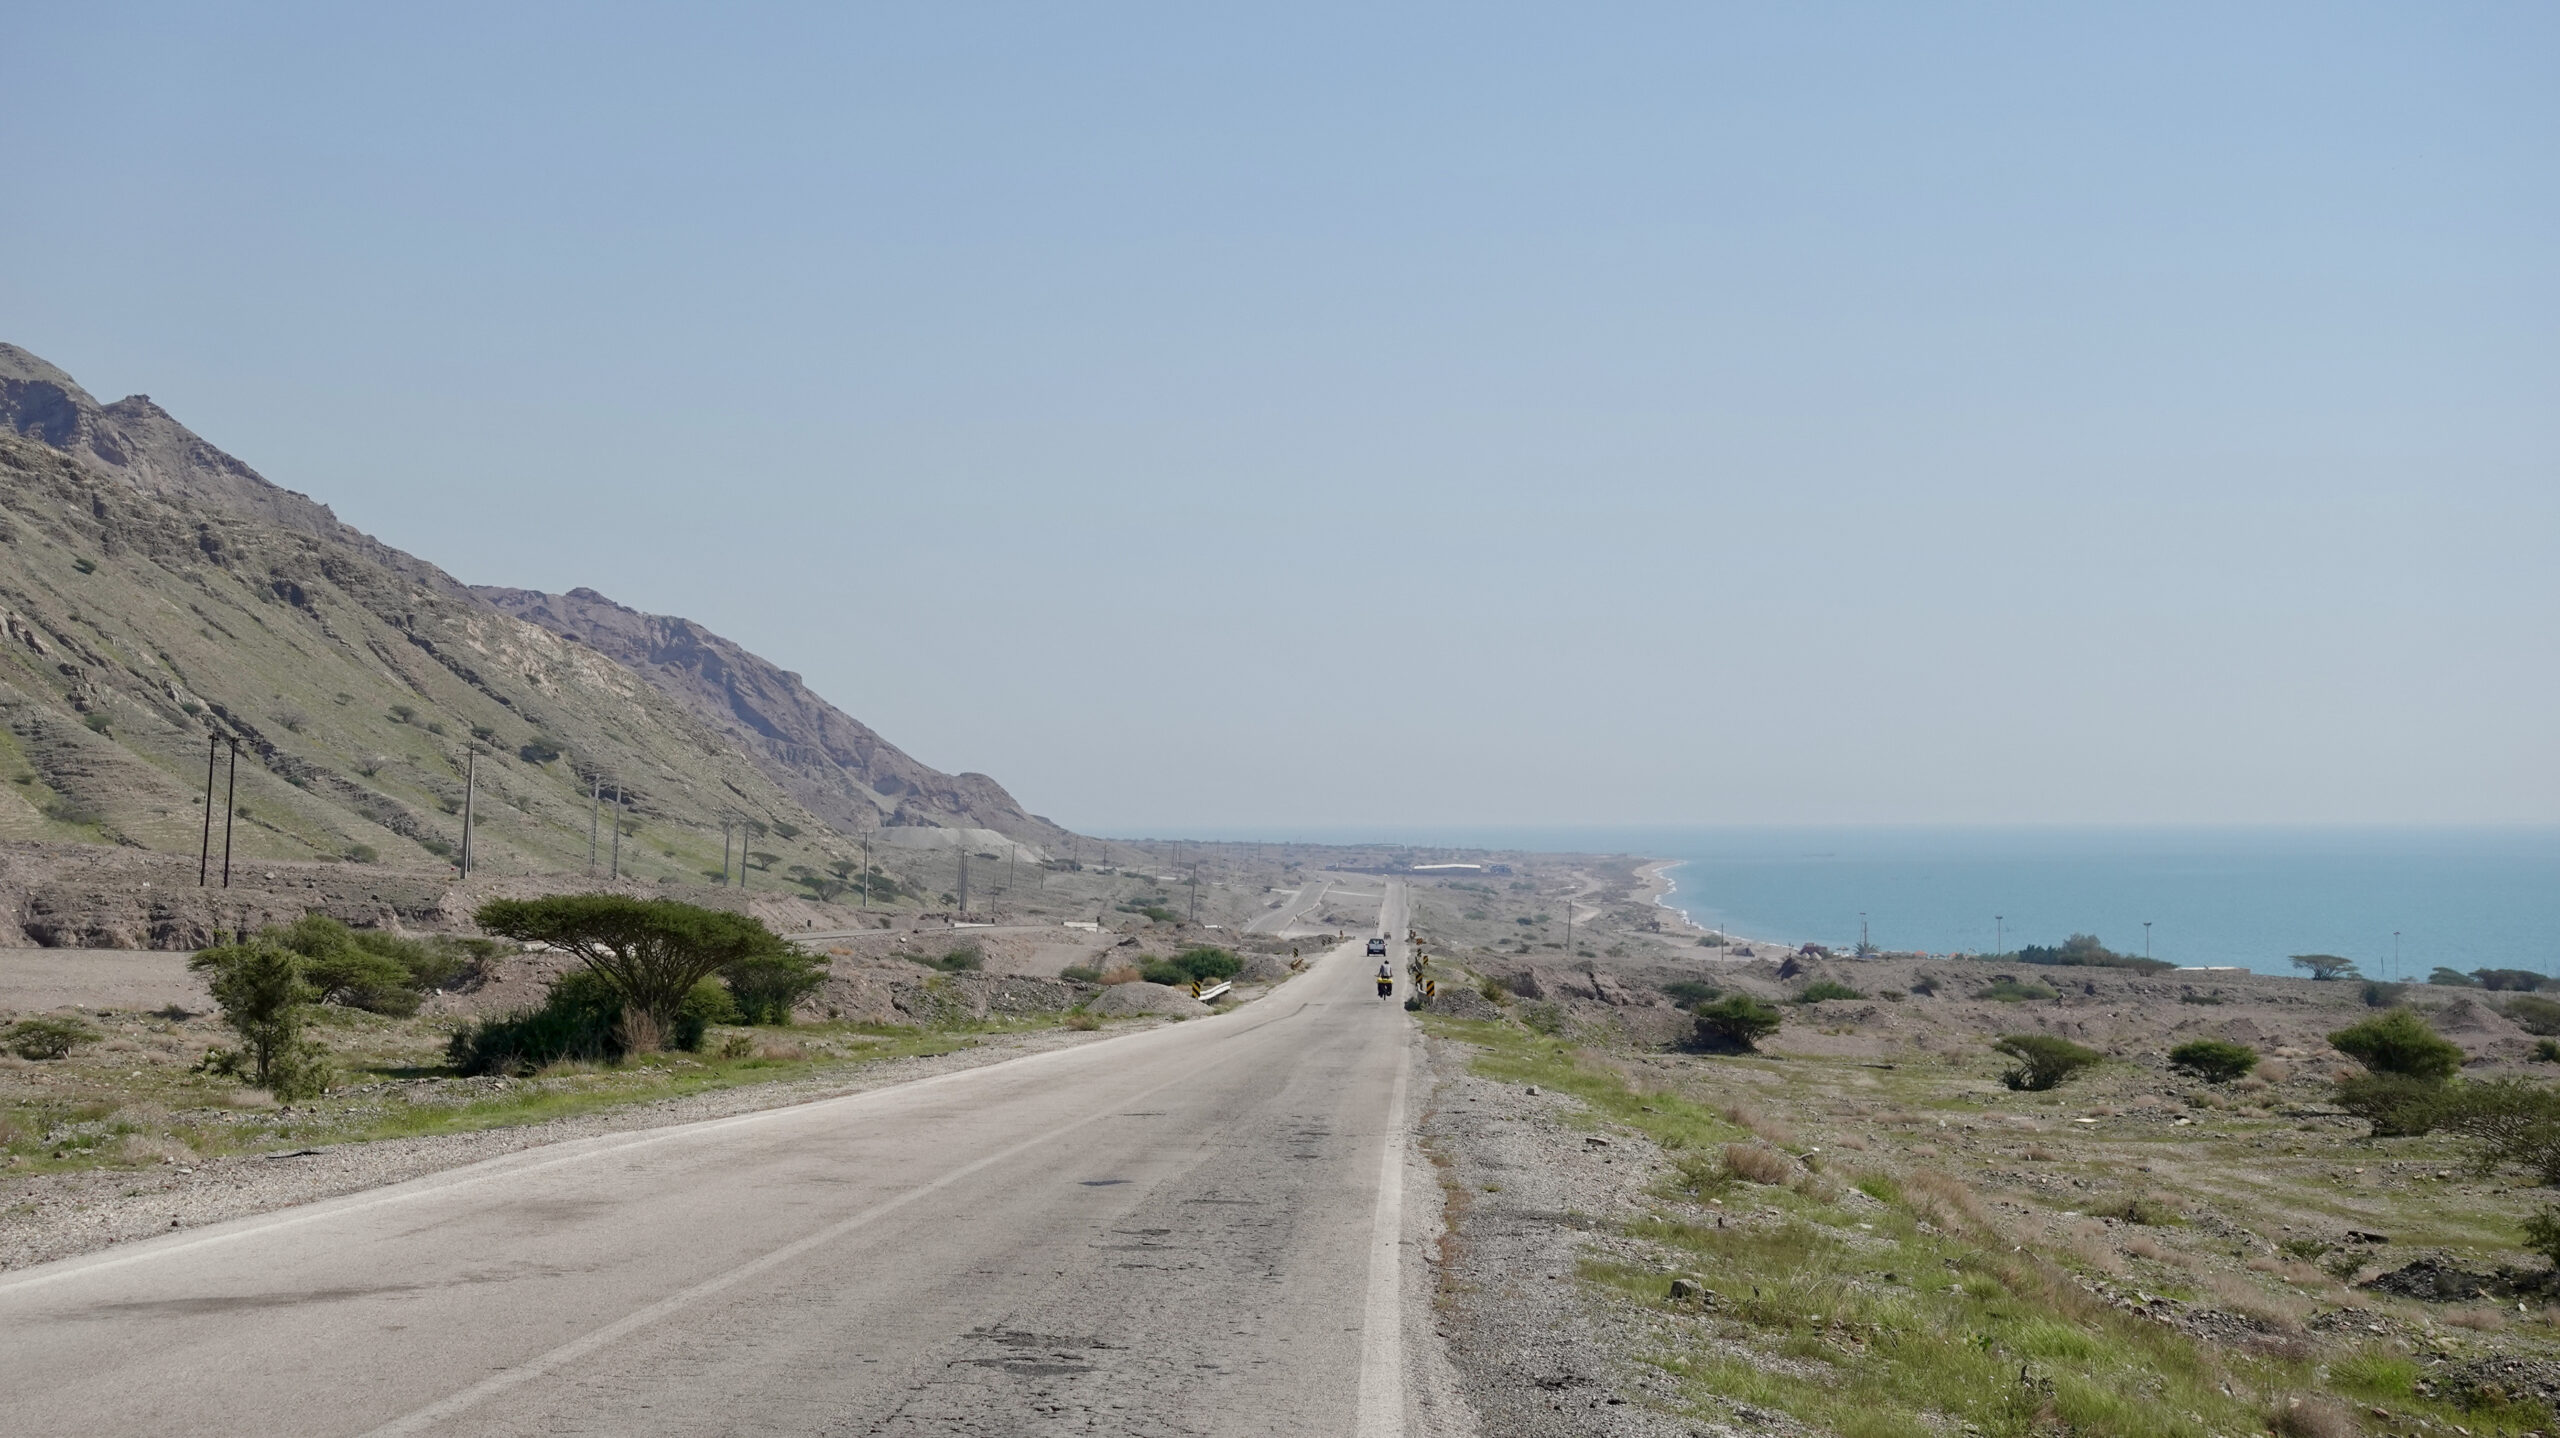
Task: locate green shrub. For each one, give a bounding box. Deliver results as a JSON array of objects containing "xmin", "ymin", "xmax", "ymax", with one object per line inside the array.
[
  {"xmin": 2537, "ymin": 1039, "xmax": 2560, "ymax": 1064},
  {"xmin": 672, "ymin": 978, "xmax": 737, "ymax": 1051},
  {"xmin": 1140, "ymin": 947, "xmax": 1240, "ymax": 987},
  {"xmin": 2333, "ymin": 1071, "xmax": 2463, "ymax": 1136},
  {"xmin": 2524, "ymin": 1208, "xmax": 2560, "ymax": 1268},
  {"xmin": 1167, "ymin": 946, "xmax": 1240, "ymax": 982},
  {"xmin": 4, "ymin": 1015, "xmax": 99, "ymax": 1060},
  {"xmin": 913, "ymin": 945, "xmax": 984, "ymax": 973},
  {"xmin": 2475, "ymin": 969, "xmax": 2551, "ymax": 992},
  {"xmin": 2360, "ymin": 980, "xmax": 2406, "ymax": 1008},
  {"xmin": 722, "ymin": 948, "xmax": 826, "ymax": 1024},
  {"xmin": 1979, "ymin": 978, "xmax": 2058, "ymax": 1003},
  {"xmin": 1660, "ymin": 979, "xmax": 1721, "ymax": 1009},
  {"xmin": 2430, "ymin": 967, "xmax": 2481, "ymax": 987},
  {"xmin": 448, "ymin": 970, "xmax": 627, "ymax": 1075},
  {"xmin": 1060, "ymin": 965, "xmax": 1103, "ymax": 984},
  {"xmin": 2014, "ymin": 934, "xmax": 2172, "ymax": 973},
  {"xmin": 1795, "ymin": 980, "xmax": 1864, "ymax": 1003},
  {"xmin": 1693, "ymin": 995, "xmax": 1782, "ymax": 1051},
  {"xmin": 2167, "ymin": 1039, "xmax": 2258, "ymax": 1084},
  {"xmin": 2436, "ymin": 1078, "xmax": 2560, "ymax": 1184},
  {"xmin": 1994, "ymin": 1034, "xmax": 2102, "ymax": 1091},
  {"xmin": 2329, "ymin": 1008, "xmax": 2465, "ymax": 1080},
  {"xmin": 189, "ymin": 939, "xmax": 330, "ymax": 1097},
  {"xmin": 2505, "ymin": 996, "xmax": 2560, "ymax": 1037}
]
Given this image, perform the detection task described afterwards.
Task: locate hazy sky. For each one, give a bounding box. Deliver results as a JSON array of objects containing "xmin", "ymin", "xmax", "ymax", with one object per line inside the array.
[{"xmin": 5, "ymin": 4, "xmax": 2553, "ymax": 831}]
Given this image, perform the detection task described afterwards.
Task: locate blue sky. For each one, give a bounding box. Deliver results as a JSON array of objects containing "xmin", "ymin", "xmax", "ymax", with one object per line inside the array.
[{"xmin": 4, "ymin": 4, "xmax": 2552, "ymax": 830}]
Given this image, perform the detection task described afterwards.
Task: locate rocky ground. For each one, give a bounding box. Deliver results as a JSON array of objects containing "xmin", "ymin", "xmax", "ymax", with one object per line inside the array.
[{"xmin": 1399, "ymin": 917, "xmax": 2560, "ymax": 1437}]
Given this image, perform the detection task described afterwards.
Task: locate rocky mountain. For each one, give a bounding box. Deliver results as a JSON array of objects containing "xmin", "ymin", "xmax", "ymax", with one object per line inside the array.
[
  {"xmin": 475, "ymin": 586, "xmax": 1070, "ymax": 850},
  {"xmin": 0, "ymin": 343, "xmax": 1061, "ymax": 890}
]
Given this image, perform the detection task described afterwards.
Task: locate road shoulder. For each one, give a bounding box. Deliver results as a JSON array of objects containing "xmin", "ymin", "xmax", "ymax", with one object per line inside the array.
[{"xmin": 1415, "ymin": 1029, "xmax": 1714, "ymax": 1437}]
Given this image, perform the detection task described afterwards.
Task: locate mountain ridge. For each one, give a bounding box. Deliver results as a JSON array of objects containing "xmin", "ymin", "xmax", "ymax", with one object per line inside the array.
[
  {"xmin": 473, "ymin": 584, "xmax": 1068, "ymax": 849},
  {"xmin": 0, "ymin": 342, "xmax": 1065, "ymax": 890}
]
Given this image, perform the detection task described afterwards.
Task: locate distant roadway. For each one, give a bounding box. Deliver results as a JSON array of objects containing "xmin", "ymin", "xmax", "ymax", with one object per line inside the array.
[{"xmin": 0, "ymin": 885, "xmax": 1419, "ymax": 1436}]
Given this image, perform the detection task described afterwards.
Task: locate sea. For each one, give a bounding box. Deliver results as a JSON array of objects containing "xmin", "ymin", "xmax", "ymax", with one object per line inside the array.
[{"xmin": 1223, "ymin": 826, "xmax": 2560, "ymax": 981}]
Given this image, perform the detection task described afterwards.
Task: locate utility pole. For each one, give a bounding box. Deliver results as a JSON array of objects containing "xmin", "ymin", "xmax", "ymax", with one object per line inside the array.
[
  {"xmin": 588, "ymin": 774, "xmax": 600, "ymax": 874},
  {"xmin": 1189, "ymin": 861, "xmax": 1199, "ymax": 924},
  {"xmin": 198, "ymin": 733, "xmax": 219, "ymax": 886},
  {"xmin": 2394, "ymin": 930, "xmax": 2402, "ymax": 981},
  {"xmin": 220, "ymin": 739, "xmax": 239, "ymax": 888},
  {"xmin": 957, "ymin": 846, "xmax": 970, "ymax": 917},
  {"xmin": 1565, "ymin": 901, "xmax": 1574, "ymax": 953},
  {"xmin": 1995, "ymin": 915, "xmax": 2004, "ymax": 958},
  {"xmin": 2143, "ymin": 921, "xmax": 2153, "ymax": 963},
  {"xmin": 722, "ymin": 820, "xmax": 734, "ymax": 886},
  {"xmin": 611, "ymin": 788, "xmax": 624, "ymax": 880},
  {"xmin": 1860, "ymin": 912, "xmax": 1869, "ymax": 954},
  {"xmin": 860, "ymin": 839, "xmax": 872, "ymax": 909},
  {"xmin": 1008, "ymin": 845, "xmax": 1017, "ymax": 899},
  {"xmin": 460, "ymin": 746, "xmax": 476, "ymax": 880}
]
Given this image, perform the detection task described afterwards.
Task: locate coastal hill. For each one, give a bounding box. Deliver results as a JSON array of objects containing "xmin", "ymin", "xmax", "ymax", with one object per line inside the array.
[
  {"xmin": 475, "ymin": 584, "xmax": 1071, "ymax": 851},
  {"xmin": 0, "ymin": 342, "xmax": 1061, "ymax": 901}
]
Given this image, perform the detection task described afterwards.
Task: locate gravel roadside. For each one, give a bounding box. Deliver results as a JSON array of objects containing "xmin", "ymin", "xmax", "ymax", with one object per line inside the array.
[
  {"xmin": 0, "ymin": 1022, "xmax": 1133, "ymax": 1273},
  {"xmin": 1416, "ymin": 1031, "xmax": 1724, "ymax": 1438}
]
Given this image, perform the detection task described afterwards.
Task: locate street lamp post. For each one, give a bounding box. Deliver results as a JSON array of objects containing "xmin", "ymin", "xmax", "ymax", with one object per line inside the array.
[
  {"xmin": 1995, "ymin": 915, "xmax": 2004, "ymax": 959},
  {"xmin": 2143, "ymin": 921, "xmax": 2152, "ymax": 963}
]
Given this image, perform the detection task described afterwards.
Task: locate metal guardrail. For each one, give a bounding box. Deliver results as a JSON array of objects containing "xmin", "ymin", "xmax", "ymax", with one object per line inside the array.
[{"xmin": 1190, "ymin": 980, "xmax": 1234, "ymax": 1002}]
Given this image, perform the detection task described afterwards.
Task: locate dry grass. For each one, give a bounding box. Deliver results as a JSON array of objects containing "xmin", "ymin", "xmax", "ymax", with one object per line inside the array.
[
  {"xmin": 1097, "ymin": 964, "xmax": 1144, "ymax": 985},
  {"xmin": 1062, "ymin": 1012, "xmax": 1102, "ymax": 1031},
  {"xmin": 2444, "ymin": 1305, "xmax": 2510, "ymax": 1332},
  {"xmin": 2200, "ymin": 1271, "xmax": 2307, "ymax": 1331},
  {"xmin": 2265, "ymin": 1395, "xmax": 2356, "ymax": 1438},
  {"xmin": 1902, "ymin": 1169, "xmax": 1988, "ymax": 1231},
  {"xmin": 1721, "ymin": 1104, "xmax": 1800, "ymax": 1148},
  {"xmin": 1831, "ymin": 1132, "xmax": 1869, "ymax": 1151},
  {"xmin": 2124, "ymin": 1234, "xmax": 2172, "ymax": 1263},
  {"xmin": 2024, "ymin": 1144, "xmax": 2058, "ymax": 1161},
  {"xmin": 1722, "ymin": 1142, "xmax": 1796, "ymax": 1185}
]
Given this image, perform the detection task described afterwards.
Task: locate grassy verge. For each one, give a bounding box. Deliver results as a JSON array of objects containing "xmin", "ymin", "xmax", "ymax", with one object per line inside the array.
[
  {"xmin": 1423, "ymin": 1015, "xmax": 2559, "ymax": 1438},
  {"xmin": 2, "ymin": 1010, "xmax": 1083, "ymax": 1177}
]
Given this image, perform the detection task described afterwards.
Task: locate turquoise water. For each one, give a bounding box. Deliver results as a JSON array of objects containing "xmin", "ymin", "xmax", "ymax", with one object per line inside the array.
[{"xmin": 1224, "ymin": 827, "xmax": 2560, "ymax": 979}]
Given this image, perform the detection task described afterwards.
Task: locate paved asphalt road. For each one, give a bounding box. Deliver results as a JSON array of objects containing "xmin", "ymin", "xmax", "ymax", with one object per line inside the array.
[{"xmin": 0, "ymin": 887, "xmax": 1419, "ymax": 1437}]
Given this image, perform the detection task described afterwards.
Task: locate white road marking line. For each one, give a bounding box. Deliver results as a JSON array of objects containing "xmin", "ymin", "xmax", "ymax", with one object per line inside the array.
[
  {"xmin": 354, "ymin": 1032, "xmax": 1295, "ymax": 1437},
  {"xmin": 0, "ymin": 976, "xmax": 1328, "ymax": 1300},
  {"xmin": 1356, "ymin": 1025, "xmax": 1411, "ymax": 1438}
]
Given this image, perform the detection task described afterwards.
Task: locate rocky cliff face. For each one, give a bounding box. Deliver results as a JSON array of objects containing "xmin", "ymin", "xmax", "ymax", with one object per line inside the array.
[
  {"xmin": 473, "ymin": 585, "xmax": 1068, "ymax": 850},
  {"xmin": 1, "ymin": 345, "xmax": 351, "ymax": 540}
]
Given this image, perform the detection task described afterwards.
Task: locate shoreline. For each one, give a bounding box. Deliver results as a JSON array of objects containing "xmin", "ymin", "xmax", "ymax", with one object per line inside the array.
[{"xmin": 1633, "ymin": 857, "xmax": 1797, "ymax": 956}]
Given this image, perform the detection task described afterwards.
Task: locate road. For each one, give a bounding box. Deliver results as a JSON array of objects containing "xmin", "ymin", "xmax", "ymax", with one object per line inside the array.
[
  {"xmin": 1246, "ymin": 874, "xmax": 1384, "ymax": 938},
  {"xmin": 0, "ymin": 887, "xmax": 1419, "ymax": 1437}
]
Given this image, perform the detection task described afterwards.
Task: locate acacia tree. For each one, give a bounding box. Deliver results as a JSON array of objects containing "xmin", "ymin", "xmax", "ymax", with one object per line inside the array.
[
  {"xmin": 476, "ymin": 895, "xmax": 788, "ymax": 1043},
  {"xmin": 2291, "ymin": 953, "xmax": 2360, "ymax": 982}
]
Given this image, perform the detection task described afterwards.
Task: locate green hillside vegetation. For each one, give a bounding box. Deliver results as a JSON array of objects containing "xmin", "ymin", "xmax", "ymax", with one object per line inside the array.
[{"xmin": 0, "ymin": 432, "xmax": 863, "ymax": 886}]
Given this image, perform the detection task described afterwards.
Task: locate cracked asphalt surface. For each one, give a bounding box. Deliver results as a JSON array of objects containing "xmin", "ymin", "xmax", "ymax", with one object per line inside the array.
[{"xmin": 0, "ymin": 897, "xmax": 1421, "ymax": 1437}]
